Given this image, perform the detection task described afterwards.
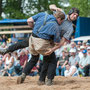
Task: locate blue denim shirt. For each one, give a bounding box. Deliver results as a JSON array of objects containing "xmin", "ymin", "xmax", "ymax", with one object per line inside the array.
[{"xmin": 32, "ymin": 12, "xmax": 61, "ymax": 43}]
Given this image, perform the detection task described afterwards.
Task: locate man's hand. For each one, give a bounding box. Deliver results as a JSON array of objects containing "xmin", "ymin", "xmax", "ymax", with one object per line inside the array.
[
  {"xmin": 57, "ymin": 65, "xmax": 59, "ymax": 68},
  {"xmin": 49, "ymin": 4, "xmax": 62, "ymax": 12},
  {"xmin": 44, "ymin": 48, "xmax": 54, "ymax": 56},
  {"xmin": 61, "ymin": 65, "xmax": 64, "ymax": 68},
  {"xmin": 27, "ymin": 17, "xmax": 34, "ymax": 28}
]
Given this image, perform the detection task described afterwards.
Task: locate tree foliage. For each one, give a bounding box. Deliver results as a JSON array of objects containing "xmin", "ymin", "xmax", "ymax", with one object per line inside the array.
[
  {"xmin": 0, "ymin": 0, "xmax": 2, "ymax": 19},
  {"xmin": 0, "ymin": 0, "xmax": 90, "ymax": 19},
  {"xmin": 3, "ymin": 0, "xmax": 26, "ymax": 19}
]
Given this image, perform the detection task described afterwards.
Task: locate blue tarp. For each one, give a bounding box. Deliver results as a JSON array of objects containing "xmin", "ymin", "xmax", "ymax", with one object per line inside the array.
[
  {"xmin": 0, "ymin": 17, "xmax": 90, "ymax": 37},
  {"xmin": 0, "ymin": 19, "xmax": 27, "ymax": 24},
  {"xmin": 75, "ymin": 17, "xmax": 90, "ymax": 38}
]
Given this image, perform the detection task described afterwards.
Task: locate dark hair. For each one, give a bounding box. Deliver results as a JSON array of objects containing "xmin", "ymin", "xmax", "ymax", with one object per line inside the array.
[
  {"xmin": 8, "ymin": 52, "xmax": 11, "ymax": 56},
  {"xmin": 68, "ymin": 8, "xmax": 79, "ymax": 16}
]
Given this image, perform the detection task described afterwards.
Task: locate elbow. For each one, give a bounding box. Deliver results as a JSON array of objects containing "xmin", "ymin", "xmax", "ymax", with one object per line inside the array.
[
  {"xmin": 27, "ymin": 18, "xmax": 30, "ymax": 24},
  {"xmin": 27, "ymin": 17, "xmax": 34, "ymax": 23}
]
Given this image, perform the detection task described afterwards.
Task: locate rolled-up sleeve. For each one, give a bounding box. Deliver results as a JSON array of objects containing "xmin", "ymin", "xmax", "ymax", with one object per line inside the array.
[
  {"xmin": 54, "ymin": 26, "xmax": 61, "ymax": 43},
  {"xmin": 32, "ymin": 12, "xmax": 45, "ymax": 22}
]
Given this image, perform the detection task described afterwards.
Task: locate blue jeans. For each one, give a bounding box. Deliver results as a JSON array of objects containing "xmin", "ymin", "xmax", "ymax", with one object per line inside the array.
[
  {"xmin": 56, "ymin": 66, "xmax": 66, "ymax": 76},
  {"xmin": 8, "ymin": 66, "xmax": 14, "ymax": 75},
  {"xmin": 29, "ymin": 71, "xmax": 38, "ymax": 76},
  {"xmin": 78, "ymin": 68, "xmax": 85, "ymax": 76},
  {"xmin": 14, "ymin": 64, "xmax": 23, "ymax": 75}
]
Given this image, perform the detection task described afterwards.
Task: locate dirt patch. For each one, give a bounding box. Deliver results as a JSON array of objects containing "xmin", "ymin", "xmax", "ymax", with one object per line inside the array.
[{"xmin": 0, "ymin": 76, "xmax": 90, "ymax": 90}]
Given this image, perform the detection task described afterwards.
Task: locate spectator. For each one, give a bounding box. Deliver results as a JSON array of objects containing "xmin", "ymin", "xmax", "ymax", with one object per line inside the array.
[
  {"xmin": 64, "ymin": 64, "xmax": 79, "ymax": 77},
  {"xmin": 84, "ymin": 47, "xmax": 90, "ymax": 76},
  {"xmin": 29, "ymin": 66, "xmax": 38, "ymax": 76},
  {"xmin": 78, "ymin": 46, "xmax": 85, "ymax": 59},
  {"xmin": 2, "ymin": 53, "xmax": 14, "ymax": 76},
  {"xmin": 19, "ymin": 50, "xmax": 28, "ymax": 69},
  {"xmin": 78, "ymin": 50, "xmax": 89, "ymax": 76},
  {"xmin": 55, "ymin": 41, "xmax": 70, "ymax": 57},
  {"xmin": 0, "ymin": 60, "xmax": 4, "ymax": 75},
  {"xmin": 69, "ymin": 48, "xmax": 80, "ymax": 67},
  {"xmin": 87, "ymin": 47, "xmax": 90, "ymax": 56},
  {"xmin": 0, "ymin": 36, "xmax": 2, "ymax": 42},
  {"xmin": 13, "ymin": 51, "xmax": 21, "ymax": 76},
  {"xmin": 15, "ymin": 33, "xmax": 24, "ymax": 42},
  {"xmin": 76, "ymin": 41, "xmax": 82, "ymax": 50},
  {"xmin": 1, "ymin": 42, "xmax": 7, "ymax": 49},
  {"xmin": 11, "ymin": 34, "xmax": 18, "ymax": 44},
  {"xmin": 56, "ymin": 50, "xmax": 69, "ymax": 76},
  {"xmin": 86, "ymin": 43, "xmax": 90, "ymax": 48},
  {"xmin": 70, "ymin": 42, "xmax": 77, "ymax": 50},
  {"xmin": 82, "ymin": 40, "xmax": 87, "ymax": 48},
  {"xmin": 2, "ymin": 35, "xmax": 7, "ymax": 43},
  {"xmin": 24, "ymin": 49, "xmax": 32, "ymax": 62},
  {"xmin": 55, "ymin": 48, "xmax": 61, "ymax": 61}
]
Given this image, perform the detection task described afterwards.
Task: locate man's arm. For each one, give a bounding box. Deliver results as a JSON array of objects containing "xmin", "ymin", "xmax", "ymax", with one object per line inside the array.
[
  {"xmin": 49, "ymin": 4, "xmax": 62, "ymax": 12},
  {"xmin": 57, "ymin": 60, "xmax": 60, "ymax": 68},
  {"xmin": 62, "ymin": 60, "xmax": 68, "ymax": 68},
  {"xmin": 45, "ymin": 37, "xmax": 67, "ymax": 55},
  {"xmin": 79, "ymin": 64, "xmax": 84, "ymax": 69},
  {"xmin": 68, "ymin": 67, "xmax": 76, "ymax": 76},
  {"xmin": 27, "ymin": 17, "xmax": 34, "ymax": 28}
]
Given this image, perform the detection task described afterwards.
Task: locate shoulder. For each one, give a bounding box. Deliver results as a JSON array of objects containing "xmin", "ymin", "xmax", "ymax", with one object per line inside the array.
[
  {"xmin": 32, "ymin": 12, "xmax": 46, "ymax": 18},
  {"xmin": 61, "ymin": 20, "xmax": 73, "ymax": 28},
  {"xmin": 75, "ymin": 55, "xmax": 80, "ymax": 58},
  {"xmin": 38, "ymin": 12, "xmax": 46, "ymax": 16},
  {"xmin": 11, "ymin": 56, "xmax": 14, "ymax": 60},
  {"xmin": 69, "ymin": 56, "xmax": 72, "ymax": 59}
]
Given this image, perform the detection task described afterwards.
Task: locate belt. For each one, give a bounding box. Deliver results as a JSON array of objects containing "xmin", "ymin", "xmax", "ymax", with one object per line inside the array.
[
  {"xmin": 32, "ymin": 33, "xmax": 39, "ymax": 38},
  {"xmin": 32, "ymin": 33, "xmax": 49, "ymax": 40}
]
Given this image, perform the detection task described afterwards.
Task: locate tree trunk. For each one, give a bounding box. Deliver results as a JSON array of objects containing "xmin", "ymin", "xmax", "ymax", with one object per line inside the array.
[{"xmin": 0, "ymin": 0, "xmax": 2, "ymax": 18}]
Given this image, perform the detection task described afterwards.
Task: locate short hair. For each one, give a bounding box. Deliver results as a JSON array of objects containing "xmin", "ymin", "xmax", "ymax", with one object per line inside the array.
[
  {"xmin": 54, "ymin": 11, "xmax": 65, "ymax": 20},
  {"xmin": 68, "ymin": 8, "xmax": 79, "ymax": 16},
  {"xmin": 8, "ymin": 52, "xmax": 11, "ymax": 56}
]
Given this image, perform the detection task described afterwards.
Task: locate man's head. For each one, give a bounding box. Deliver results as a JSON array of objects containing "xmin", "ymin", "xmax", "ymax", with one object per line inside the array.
[
  {"xmin": 6, "ymin": 52, "xmax": 12, "ymax": 58},
  {"xmin": 77, "ymin": 41, "xmax": 82, "ymax": 45},
  {"xmin": 69, "ymin": 48, "xmax": 76, "ymax": 56},
  {"xmin": 68, "ymin": 8, "xmax": 79, "ymax": 21},
  {"xmin": 54, "ymin": 11, "xmax": 65, "ymax": 24},
  {"xmin": 82, "ymin": 49, "xmax": 87, "ymax": 57},
  {"xmin": 80, "ymin": 46, "xmax": 85, "ymax": 52},
  {"xmin": 77, "ymin": 41, "xmax": 82, "ymax": 48},
  {"xmin": 20, "ymin": 49, "xmax": 25, "ymax": 56},
  {"xmin": 71, "ymin": 42, "xmax": 76, "ymax": 48},
  {"xmin": 66, "ymin": 64, "xmax": 70, "ymax": 70},
  {"xmin": 87, "ymin": 47, "xmax": 90, "ymax": 54}
]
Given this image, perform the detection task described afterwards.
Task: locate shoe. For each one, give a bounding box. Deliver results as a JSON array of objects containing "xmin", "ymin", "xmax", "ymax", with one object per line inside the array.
[
  {"xmin": 17, "ymin": 73, "xmax": 26, "ymax": 84},
  {"xmin": 37, "ymin": 80, "xmax": 45, "ymax": 85},
  {"xmin": 45, "ymin": 79, "xmax": 52, "ymax": 86},
  {"xmin": 0, "ymin": 48, "xmax": 7, "ymax": 55}
]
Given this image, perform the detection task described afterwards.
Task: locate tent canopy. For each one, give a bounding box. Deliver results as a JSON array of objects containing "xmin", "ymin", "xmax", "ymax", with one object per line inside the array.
[
  {"xmin": 72, "ymin": 36, "xmax": 90, "ymax": 41},
  {"xmin": 0, "ymin": 19, "xmax": 27, "ymax": 24}
]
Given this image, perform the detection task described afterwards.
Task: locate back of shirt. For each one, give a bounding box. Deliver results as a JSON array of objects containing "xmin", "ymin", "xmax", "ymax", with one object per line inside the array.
[
  {"xmin": 59, "ymin": 18, "xmax": 73, "ymax": 40},
  {"xmin": 32, "ymin": 12, "xmax": 61, "ymax": 43}
]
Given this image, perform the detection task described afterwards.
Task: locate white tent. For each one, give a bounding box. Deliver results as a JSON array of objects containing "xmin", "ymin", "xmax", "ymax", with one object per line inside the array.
[{"xmin": 71, "ymin": 36, "xmax": 90, "ymax": 41}]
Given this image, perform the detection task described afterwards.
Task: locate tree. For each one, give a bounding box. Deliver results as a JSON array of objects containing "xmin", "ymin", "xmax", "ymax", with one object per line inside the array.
[
  {"xmin": 3, "ymin": 0, "xmax": 27, "ymax": 19},
  {"xmin": 0, "ymin": 0, "xmax": 2, "ymax": 19}
]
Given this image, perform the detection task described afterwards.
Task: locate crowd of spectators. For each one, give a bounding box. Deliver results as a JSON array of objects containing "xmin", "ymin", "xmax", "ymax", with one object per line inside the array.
[{"xmin": 0, "ymin": 34, "xmax": 90, "ymax": 77}]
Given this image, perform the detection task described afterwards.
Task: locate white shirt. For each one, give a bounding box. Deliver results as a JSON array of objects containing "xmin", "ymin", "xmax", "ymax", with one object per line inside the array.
[{"xmin": 65, "ymin": 66, "xmax": 78, "ymax": 77}]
